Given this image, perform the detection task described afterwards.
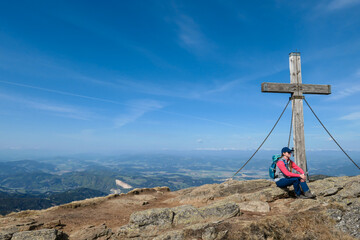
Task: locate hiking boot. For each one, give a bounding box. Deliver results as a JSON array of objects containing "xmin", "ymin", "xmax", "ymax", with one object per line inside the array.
[
  {"xmin": 304, "ymin": 191, "xmax": 316, "ymax": 198},
  {"xmin": 296, "ymin": 194, "xmax": 308, "ymax": 199}
]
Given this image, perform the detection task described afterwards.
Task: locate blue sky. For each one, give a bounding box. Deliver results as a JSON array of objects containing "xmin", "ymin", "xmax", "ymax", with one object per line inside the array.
[{"xmin": 0, "ymin": 0, "xmax": 360, "ymax": 154}]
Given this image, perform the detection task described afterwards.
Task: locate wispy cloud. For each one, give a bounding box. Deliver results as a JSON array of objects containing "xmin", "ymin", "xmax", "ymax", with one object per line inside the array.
[
  {"xmin": 328, "ymin": 82, "xmax": 360, "ymax": 101},
  {"xmin": 340, "ymin": 111, "xmax": 360, "ymax": 120},
  {"xmin": 326, "ymin": 0, "xmax": 360, "ymax": 11},
  {"xmin": 114, "ymin": 99, "xmax": 165, "ymax": 128},
  {"xmin": 0, "ymin": 80, "xmax": 241, "ymax": 128},
  {"xmin": 0, "ymin": 92, "xmax": 91, "ymax": 120},
  {"xmin": 205, "ymin": 65, "xmax": 288, "ymax": 95},
  {"xmin": 79, "ymin": 75, "xmax": 205, "ymax": 100},
  {"xmin": 174, "ymin": 14, "xmax": 214, "ymax": 54},
  {"xmin": 311, "ymin": 0, "xmax": 360, "ymax": 15},
  {"xmin": 327, "ymin": 69, "xmax": 360, "ymax": 100}
]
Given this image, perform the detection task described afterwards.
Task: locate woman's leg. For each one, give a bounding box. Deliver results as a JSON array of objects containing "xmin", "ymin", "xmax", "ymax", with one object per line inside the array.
[
  {"xmin": 300, "ymin": 182, "xmax": 316, "ymax": 198},
  {"xmin": 300, "ymin": 181, "xmax": 309, "ymax": 192},
  {"xmin": 276, "ymin": 178, "xmax": 302, "ymax": 196}
]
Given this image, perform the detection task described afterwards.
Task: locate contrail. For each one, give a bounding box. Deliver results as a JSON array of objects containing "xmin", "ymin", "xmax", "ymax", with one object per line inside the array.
[{"xmin": 0, "ymin": 80, "xmax": 240, "ymax": 128}]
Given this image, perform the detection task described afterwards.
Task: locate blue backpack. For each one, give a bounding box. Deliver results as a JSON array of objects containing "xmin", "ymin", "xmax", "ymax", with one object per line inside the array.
[{"xmin": 269, "ymin": 154, "xmax": 282, "ymax": 179}]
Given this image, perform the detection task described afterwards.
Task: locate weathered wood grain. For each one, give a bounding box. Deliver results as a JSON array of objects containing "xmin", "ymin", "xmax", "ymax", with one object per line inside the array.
[
  {"xmin": 289, "ymin": 53, "xmax": 308, "ymax": 175},
  {"xmin": 261, "ymin": 83, "xmax": 331, "ymax": 95}
]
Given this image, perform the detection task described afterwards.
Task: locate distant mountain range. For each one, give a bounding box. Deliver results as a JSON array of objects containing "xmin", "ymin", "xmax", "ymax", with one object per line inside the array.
[
  {"xmin": 0, "ymin": 187, "xmax": 106, "ymax": 215},
  {"xmin": 0, "ymin": 151, "xmax": 359, "ymax": 215}
]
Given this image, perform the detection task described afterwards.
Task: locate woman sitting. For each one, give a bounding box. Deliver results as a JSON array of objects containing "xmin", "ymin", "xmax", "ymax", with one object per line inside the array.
[{"xmin": 275, "ymin": 147, "xmax": 316, "ymax": 199}]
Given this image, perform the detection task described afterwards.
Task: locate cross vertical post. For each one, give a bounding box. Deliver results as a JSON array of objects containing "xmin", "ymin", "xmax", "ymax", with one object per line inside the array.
[
  {"xmin": 289, "ymin": 52, "xmax": 307, "ymax": 176},
  {"xmin": 261, "ymin": 52, "xmax": 331, "ymax": 178}
]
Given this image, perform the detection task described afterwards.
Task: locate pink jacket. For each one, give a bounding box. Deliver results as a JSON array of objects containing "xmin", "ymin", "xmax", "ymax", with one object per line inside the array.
[{"xmin": 276, "ymin": 159, "xmax": 304, "ymax": 178}]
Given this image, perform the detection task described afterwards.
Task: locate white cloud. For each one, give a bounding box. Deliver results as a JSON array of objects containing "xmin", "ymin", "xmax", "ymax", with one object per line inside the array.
[
  {"xmin": 340, "ymin": 111, "xmax": 360, "ymax": 120},
  {"xmin": 114, "ymin": 99, "xmax": 165, "ymax": 128}
]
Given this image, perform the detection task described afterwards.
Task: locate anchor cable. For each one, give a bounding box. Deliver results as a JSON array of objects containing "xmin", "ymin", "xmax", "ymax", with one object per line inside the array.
[
  {"xmin": 231, "ymin": 99, "xmax": 292, "ymax": 178},
  {"xmin": 288, "ymin": 103, "xmax": 294, "ymax": 148},
  {"xmin": 304, "ymin": 98, "xmax": 360, "ymax": 170}
]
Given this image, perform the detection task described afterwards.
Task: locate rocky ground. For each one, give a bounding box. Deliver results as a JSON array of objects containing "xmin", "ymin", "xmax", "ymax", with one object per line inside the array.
[{"xmin": 0, "ymin": 175, "xmax": 359, "ymax": 240}]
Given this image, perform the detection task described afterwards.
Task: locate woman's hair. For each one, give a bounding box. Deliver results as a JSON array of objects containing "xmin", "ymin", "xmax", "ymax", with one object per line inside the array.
[{"xmin": 282, "ymin": 152, "xmax": 293, "ymax": 172}]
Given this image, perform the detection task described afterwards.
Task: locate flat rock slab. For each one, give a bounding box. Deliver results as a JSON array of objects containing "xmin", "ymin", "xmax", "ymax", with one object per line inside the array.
[
  {"xmin": 238, "ymin": 201, "xmax": 270, "ymax": 213},
  {"xmin": 11, "ymin": 229, "xmax": 65, "ymax": 240}
]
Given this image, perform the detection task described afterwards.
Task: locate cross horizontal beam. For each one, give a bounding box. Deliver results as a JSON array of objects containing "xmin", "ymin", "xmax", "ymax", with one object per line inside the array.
[{"xmin": 261, "ymin": 82, "xmax": 331, "ymax": 95}]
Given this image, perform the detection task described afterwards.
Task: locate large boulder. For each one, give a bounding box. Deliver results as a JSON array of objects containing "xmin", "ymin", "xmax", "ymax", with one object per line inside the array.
[
  {"xmin": 129, "ymin": 207, "xmax": 173, "ymax": 228},
  {"xmin": 153, "ymin": 230, "xmax": 184, "ymax": 240},
  {"xmin": 309, "ymin": 176, "xmax": 360, "ymax": 198},
  {"xmin": 337, "ymin": 181, "xmax": 360, "ymax": 199},
  {"xmin": 172, "ymin": 205, "xmax": 204, "ymax": 226},
  {"xmin": 183, "ymin": 223, "xmax": 228, "ymax": 240},
  {"xmin": 114, "ymin": 202, "xmax": 239, "ymax": 239},
  {"xmin": 116, "ymin": 208, "xmax": 174, "ymax": 239},
  {"xmin": 198, "ymin": 201, "xmax": 240, "ymax": 220}
]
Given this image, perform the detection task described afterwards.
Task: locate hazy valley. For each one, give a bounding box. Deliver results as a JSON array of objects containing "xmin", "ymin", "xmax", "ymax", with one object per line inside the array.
[{"xmin": 0, "ymin": 150, "xmax": 359, "ymax": 215}]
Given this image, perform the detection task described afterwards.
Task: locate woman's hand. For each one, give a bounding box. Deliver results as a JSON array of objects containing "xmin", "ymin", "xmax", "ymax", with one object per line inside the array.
[{"xmin": 300, "ymin": 174, "xmax": 306, "ymax": 182}]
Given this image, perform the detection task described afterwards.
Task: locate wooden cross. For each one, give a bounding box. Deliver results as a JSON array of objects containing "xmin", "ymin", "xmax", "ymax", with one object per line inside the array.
[{"xmin": 261, "ymin": 52, "xmax": 331, "ymax": 176}]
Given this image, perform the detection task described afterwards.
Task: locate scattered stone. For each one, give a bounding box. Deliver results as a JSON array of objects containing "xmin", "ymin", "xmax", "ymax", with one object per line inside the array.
[
  {"xmin": 327, "ymin": 208, "xmax": 343, "ymax": 222},
  {"xmin": 335, "ymin": 204, "xmax": 360, "ymax": 239}
]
